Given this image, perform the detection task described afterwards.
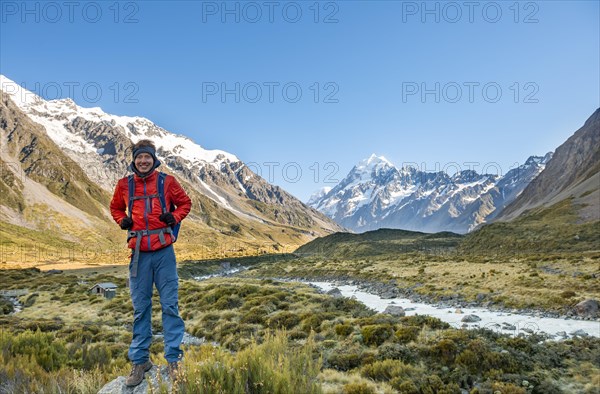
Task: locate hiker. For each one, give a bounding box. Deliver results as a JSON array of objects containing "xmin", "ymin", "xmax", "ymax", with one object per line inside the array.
[{"xmin": 110, "ymin": 139, "xmax": 192, "ymax": 387}]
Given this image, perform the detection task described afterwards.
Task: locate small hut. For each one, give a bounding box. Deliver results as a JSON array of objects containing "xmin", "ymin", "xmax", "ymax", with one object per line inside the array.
[{"xmin": 89, "ymin": 283, "xmax": 117, "ymax": 299}]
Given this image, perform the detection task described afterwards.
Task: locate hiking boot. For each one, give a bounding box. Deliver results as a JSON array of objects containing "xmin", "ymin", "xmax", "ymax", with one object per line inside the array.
[
  {"xmin": 125, "ymin": 361, "xmax": 153, "ymax": 387},
  {"xmin": 168, "ymin": 361, "xmax": 181, "ymax": 383}
]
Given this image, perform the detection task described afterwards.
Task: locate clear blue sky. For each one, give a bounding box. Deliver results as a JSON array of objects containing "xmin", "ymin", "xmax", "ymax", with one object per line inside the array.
[{"xmin": 1, "ymin": 1, "xmax": 598, "ymax": 201}]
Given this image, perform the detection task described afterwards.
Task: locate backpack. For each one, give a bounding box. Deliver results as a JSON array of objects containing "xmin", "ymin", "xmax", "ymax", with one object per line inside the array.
[{"xmin": 127, "ymin": 172, "xmax": 181, "ymax": 240}]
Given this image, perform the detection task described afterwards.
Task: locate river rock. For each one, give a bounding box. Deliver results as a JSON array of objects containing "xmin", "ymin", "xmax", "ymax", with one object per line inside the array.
[
  {"xmin": 570, "ymin": 329, "xmax": 588, "ymax": 337},
  {"xmin": 380, "ymin": 289, "xmax": 398, "ymax": 299},
  {"xmin": 461, "ymin": 314, "xmax": 481, "ymax": 323},
  {"xmin": 182, "ymin": 332, "xmax": 204, "ymax": 346},
  {"xmin": 326, "ymin": 288, "xmax": 343, "ymax": 298},
  {"xmin": 574, "ymin": 299, "xmax": 599, "ymax": 317},
  {"xmin": 556, "ymin": 331, "xmax": 567, "ymax": 338},
  {"xmin": 383, "ymin": 305, "xmax": 405, "ymax": 317},
  {"xmin": 98, "ymin": 365, "xmax": 172, "ymax": 394},
  {"xmin": 153, "ymin": 332, "xmax": 204, "ymax": 346}
]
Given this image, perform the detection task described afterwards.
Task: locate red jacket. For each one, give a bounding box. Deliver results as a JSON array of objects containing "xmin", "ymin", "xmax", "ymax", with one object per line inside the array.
[{"xmin": 110, "ymin": 171, "xmax": 192, "ymax": 252}]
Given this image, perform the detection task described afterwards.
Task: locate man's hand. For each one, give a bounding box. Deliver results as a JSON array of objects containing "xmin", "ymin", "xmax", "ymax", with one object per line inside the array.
[
  {"xmin": 120, "ymin": 217, "xmax": 133, "ymax": 230},
  {"xmin": 159, "ymin": 212, "xmax": 177, "ymax": 226}
]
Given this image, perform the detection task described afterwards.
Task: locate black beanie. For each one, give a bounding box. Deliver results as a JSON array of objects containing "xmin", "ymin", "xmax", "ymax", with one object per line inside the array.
[
  {"xmin": 132, "ymin": 146, "xmax": 158, "ymax": 162},
  {"xmin": 129, "ymin": 145, "xmax": 161, "ymax": 177}
]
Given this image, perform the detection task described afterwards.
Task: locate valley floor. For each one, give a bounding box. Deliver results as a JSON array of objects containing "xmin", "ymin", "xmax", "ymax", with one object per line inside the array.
[{"xmin": 0, "ymin": 251, "xmax": 598, "ymax": 393}]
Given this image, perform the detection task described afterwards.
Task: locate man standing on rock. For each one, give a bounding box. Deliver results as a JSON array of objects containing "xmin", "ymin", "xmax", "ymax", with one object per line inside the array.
[{"xmin": 110, "ymin": 139, "xmax": 192, "ymax": 387}]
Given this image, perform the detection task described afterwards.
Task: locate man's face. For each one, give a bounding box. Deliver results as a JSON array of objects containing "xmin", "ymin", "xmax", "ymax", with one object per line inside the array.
[{"xmin": 134, "ymin": 152, "xmax": 154, "ymax": 174}]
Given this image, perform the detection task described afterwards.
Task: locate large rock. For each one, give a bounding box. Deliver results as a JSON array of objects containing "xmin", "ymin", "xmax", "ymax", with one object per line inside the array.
[
  {"xmin": 574, "ymin": 299, "xmax": 599, "ymax": 317},
  {"xmin": 461, "ymin": 314, "xmax": 481, "ymax": 323},
  {"xmin": 326, "ymin": 288, "xmax": 343, "ymax": 298},
  {"xmin": 570, "ymin": 329, "xmax": 589, "ymax": 337},
  {"xmin": 383, "ymin": 305, "xmax": 405, "ymax": 317},
  {"xmin": 98, "ymin": 365, "xmax": 172, "ymax": 394}
]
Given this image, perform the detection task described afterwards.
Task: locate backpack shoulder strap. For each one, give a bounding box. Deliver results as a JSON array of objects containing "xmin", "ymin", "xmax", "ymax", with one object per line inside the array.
[
  {"xmin": 127, "ymin": 175, "xmax": 135, "ymax": 218},
  {"xmin": 156, "ymin": 172, "xmax": 181, "ymax": 240},
  {"xmin": 157, "ymin": 172, "xmax": 168, "ymax": 214}
]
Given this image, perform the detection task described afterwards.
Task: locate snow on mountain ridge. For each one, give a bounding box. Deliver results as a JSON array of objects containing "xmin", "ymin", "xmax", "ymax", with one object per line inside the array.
[{"xmin": 0, "ymin": 74, "xmax": 238, "ymax": 168}]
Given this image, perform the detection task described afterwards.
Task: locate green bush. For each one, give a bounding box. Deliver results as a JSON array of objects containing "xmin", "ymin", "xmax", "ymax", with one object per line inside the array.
[
  {"xmin": 322, "ymin": 297, "xmax": 374, "ymax": 318},
  {"xmin": 326, "ymin": 343, "xmax": 371, "ymax": 371},
  {"xmin": 400, "ymin": 315, "xmax": 450, "ymax": 330},
  {"xmin": 361, "ymin": 359, "xmax": 418, "ymax": 381},
  {"xmin": 361, "ymin": 324, "xmax": 393, "ymax": 347},
  {"xmin": 430, "ymin": 339, "xmax": 458, "ymax": 365},
  {"xmin": 268, "ymin": 311, "xmax": 300, "ymax": 329},
  {"xmin": 376, "ymin": 343, "xmax": 416, "ymax": 363},
  {"xmin": 342, "ymin": 382, "xmax": 376, "ymax": 394},
  {"xmin": 395, "ymin": 326, "xmax": 420, "ymax": 344},
  {"xmin": 3, "ymin": 329, "xmax": 68, "ymax": 371},
  {"xmin": 416, "ymin": 374, "xmax": 446, "ymax": 394},
  {"xmin": 213, "ymin": 294, "xmax": 243, "ymax": 310},
  {"xmin": 240, "ymin": 306, "xmax": 268, "ymax": 324},
  {"xmin": 483, "ymin": 351, "xmax": 520, "ymax": 374},
  {"xmin": 335, "ymin": 323, "xmax": 354, "ymax": 337},
  {"xmin": 392, "ymin": 379, "xmax": 419, "ymax": 394},
  {"xmin": 300, "ymin": 312, "xmax": 332, "ymax": 333}
]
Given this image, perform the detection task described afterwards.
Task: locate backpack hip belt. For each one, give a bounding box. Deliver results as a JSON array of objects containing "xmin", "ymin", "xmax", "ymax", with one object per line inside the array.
[{"xmin": 127, "ymin": 227, "xmax": 173, "ymax": 278}]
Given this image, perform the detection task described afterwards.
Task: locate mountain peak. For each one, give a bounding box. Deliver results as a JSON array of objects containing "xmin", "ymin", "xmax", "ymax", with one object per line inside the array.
[
  {"xmin": 524, "ymin": 152, "xmax": 553, "ymax": 167},
  {"xmin": 356, "ymin": 154, "xmax": 394, "ymax": 171}
]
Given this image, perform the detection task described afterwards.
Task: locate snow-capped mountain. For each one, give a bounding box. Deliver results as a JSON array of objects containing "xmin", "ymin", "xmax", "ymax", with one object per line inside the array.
[
  {"xmin": 308, "ymin": 153, "xmax": 552, "ymax": 234},
  {"xmin": 0, "ymin": 74, "xmax": 342, "ymax": 259},
  {"xmin": 1, "ymin": 75, "xmax": 240, "ymax": 191}
]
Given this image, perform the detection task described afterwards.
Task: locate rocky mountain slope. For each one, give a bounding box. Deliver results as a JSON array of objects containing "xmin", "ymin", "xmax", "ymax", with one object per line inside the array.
[
  {"xmin": 460, "ymin": 108, "xmax": 600, "ymax": 253},
  {"xmin": 0, "ymin": 75, "xmax": 343, "ymax": 266},
  {"xmin": 497, "ymin": 108, "xmax": 600, "ymax": 223}
]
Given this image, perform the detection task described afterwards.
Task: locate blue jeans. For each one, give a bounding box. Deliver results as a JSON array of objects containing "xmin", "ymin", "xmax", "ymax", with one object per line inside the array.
[{"xmin": 128, "ymin": 245, "xmax": 184, "ymax": 364}]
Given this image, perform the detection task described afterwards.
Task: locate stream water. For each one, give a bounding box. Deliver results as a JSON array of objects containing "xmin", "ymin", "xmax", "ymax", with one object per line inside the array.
[{"xmin": 310, "ymin": 282, "xmax": 600, "ymax": 339}]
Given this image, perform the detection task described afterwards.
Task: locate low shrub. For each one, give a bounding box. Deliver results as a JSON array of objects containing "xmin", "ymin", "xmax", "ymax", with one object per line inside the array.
[
  {"xmin": 335, "ymin": 323, "xmax": 354, "ymax": 337},
  {"xmin": 342, "ymin": 382, "xmax": 376, "ymax": 394},
  {"xmin": 395, "ymin": 326, "xmax": 420, "ymax": 344},
  {"xmin": 268, "ymin": 311, "xmax": 300, "ymax": 329},
  {"xmin": 361, "ymin": 324, "xmax": 393, "ymax": 347},
  {"xmin": 400, "ymin": 315, "xmax": 450, "ymax": 330}
]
